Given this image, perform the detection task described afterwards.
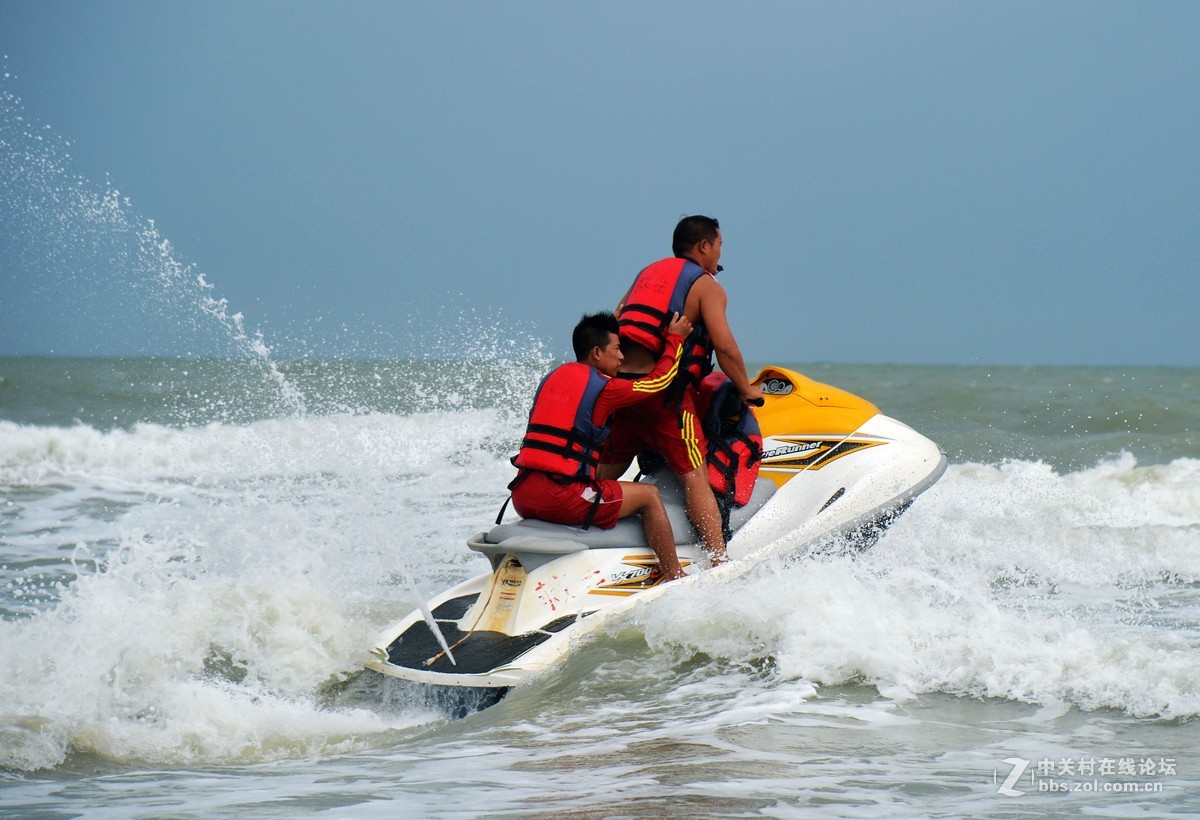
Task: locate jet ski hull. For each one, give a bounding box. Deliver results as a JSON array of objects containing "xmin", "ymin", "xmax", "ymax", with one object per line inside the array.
[{"xmin": 366, "ymin": 367, "xmax": 947, "ymax": 707}]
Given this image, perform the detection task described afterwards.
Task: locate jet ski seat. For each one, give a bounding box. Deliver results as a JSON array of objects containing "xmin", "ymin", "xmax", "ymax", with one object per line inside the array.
[{"xmin": 480, "ymin": 474, "xmax": 777, "ymax": 553}]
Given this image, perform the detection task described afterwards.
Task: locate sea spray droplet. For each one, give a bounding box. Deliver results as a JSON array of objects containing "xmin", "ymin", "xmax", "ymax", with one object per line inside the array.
[{"xmin": 1, "ymin": 73, "xmax": 305, "ymax": 421}]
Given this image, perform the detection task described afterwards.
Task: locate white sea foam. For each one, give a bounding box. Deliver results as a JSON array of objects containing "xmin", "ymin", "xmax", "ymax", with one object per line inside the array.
[
  {"xmin": 0, "ymin": 410, "xmax": 514, "ymax": 487},
  {"xmin": 631, "ymin": 457, "xmax": 1200, "ymax": 720},
  {"xmin": 0, "ymin": 533, "xmax": 427, "ymax": 770},
  {"xmin": 0, "ymin": 411, "xmax": 517, "ymax": 771},
  {"xmin": 2, "ymin": 411, "xmax": 1198, "ymax": 771}
]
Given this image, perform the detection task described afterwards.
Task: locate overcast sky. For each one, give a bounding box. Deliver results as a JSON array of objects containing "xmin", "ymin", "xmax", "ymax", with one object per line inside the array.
[{"xmin": 1, "ymin": 1, "xmax": 1197, "ymax": 365}]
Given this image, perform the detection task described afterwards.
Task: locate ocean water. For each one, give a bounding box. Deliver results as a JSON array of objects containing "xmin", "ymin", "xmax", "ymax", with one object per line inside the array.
[
  {"xmin": 4, "ymin": 64, "xmax": 1200, "ymax": 818},
  {"xmin": 2, "ymin": 356, "xmax": 1198, "ymax": 818}
]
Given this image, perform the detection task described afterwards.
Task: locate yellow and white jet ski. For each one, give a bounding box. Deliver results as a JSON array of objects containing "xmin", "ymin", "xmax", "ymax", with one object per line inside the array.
[{"xmin": 366, "ymin": 367, "xmax": 946, "ymax": 713}]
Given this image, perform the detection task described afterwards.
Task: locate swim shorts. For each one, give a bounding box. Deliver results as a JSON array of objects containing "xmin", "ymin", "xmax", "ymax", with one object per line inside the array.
[
  {"xmin": 602, "ymin": 388, "xmax": 707, "ymax": 476},
  {"xmin": 510, "ymin": 470, "xmax": 623, "ymax": 529}
]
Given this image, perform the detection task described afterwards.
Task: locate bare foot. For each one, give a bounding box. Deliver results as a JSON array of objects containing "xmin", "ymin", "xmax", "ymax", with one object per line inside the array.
[{"xmin": 650, "ymin": 564, "xmax": 686, "ymax": 582}]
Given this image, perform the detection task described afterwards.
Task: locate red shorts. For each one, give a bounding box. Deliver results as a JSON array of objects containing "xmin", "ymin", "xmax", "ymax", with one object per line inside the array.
[
  {"xmin": 602, "ymin": 389, "xmax": 708, "ymax": 476},
  {"xmin": 510, "ymin": 470, "xmax": 624, "ymax": 529}
]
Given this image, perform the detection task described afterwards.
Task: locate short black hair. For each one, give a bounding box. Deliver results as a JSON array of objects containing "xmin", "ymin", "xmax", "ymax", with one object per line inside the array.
[
  {"xmin": 672, "ymin": 214, "xmax": 720, "ymax": 258},
  {"xmin": 572, "ymin": 311, "xmax": 619, "ymax": 361}
]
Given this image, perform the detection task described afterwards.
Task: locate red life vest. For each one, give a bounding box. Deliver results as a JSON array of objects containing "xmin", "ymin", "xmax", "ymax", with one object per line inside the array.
[
  {"xmin": 696, "ymin": 372, "xmax": 762, "ymax": 507},
  {"xmin": 514, "ymin": 362, "xmax": 610, "ymax": 480},
  {"xmin": 618, "ymin": 257, "xmax": 713, "ymax": 386}
]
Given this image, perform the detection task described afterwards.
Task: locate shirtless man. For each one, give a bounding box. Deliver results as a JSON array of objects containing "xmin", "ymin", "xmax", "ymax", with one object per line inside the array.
[{"xmin": 599, "ymin": 215, "xmax": 763, "ymax": 565}]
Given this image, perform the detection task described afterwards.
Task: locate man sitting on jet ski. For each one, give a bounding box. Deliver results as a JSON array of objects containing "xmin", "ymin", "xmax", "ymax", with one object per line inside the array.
[{"xmin": 508, "ymin": 311, "xmax": 693, "ymax": 580}]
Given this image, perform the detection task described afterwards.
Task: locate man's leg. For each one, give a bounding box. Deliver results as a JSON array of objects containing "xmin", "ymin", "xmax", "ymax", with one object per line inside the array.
[
  {"xmin": 667, "ymin": 395, "xmax": 728, "ymax": 566},
  {"xmin": 677, "ymin": 468, "xmax": 728, "ymax": 565},
  {"xmin": 596, "ymin": 461, "xmax": 630, "ymax": 481},
  {"xmin": 618, "ymin": 481, "xmax": 685, "ymax": 579}
]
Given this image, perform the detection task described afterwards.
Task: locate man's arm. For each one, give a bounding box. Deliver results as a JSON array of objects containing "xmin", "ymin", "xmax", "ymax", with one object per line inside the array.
[
  {"xmin": 599, "ymin": 334, "xmax": 682, "ymax": 413},
  {"xmin": 597, "ymin": 313, "xmax": 692, "ymax": 414},
  {"xmin": 696, "ymin": 277, "xmax": 763, "ymax": 404},
  {"xmin": 626, "ymin": 333, "xmax": 683, "ymax": 398}
]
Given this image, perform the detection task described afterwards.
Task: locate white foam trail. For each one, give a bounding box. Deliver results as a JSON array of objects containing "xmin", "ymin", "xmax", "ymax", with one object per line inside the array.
[
  {"xmin": 0, "ymin": 410, "xmax": 519, "ymax": 771},
  {"xmin": 0, "ymin": 410, "xmax": 509, "ymax": 486},
  {"xmin": 3, "ymin": 402, "xmax": 1198, "ymax": 772},
  {"xmin": 628, "ymin": 456, "xmax": 1200, "ymax": 720}
]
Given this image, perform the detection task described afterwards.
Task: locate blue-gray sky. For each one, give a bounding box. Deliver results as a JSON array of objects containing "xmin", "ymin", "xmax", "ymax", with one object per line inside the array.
[{"xmin": 1, "ymin": 1, "xmax": 1197, "ymax": 365}]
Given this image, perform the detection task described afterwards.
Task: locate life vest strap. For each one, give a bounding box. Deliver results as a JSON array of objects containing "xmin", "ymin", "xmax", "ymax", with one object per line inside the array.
[
  {"xmin": 680, "ymin": 351, "xmax": 713, "ymax": 385},
  {"xmin": 518, "ymin": 438, "xmax": 601, "ymax": 468},
  {"xmin": 521, "ymin": 423, "xmax": 606, "ymax": 468},
  {"xmin": 618, "ymin": 317, "xmax": 668, "ymax": 342},
  {"xmin": 524, "ymin": 422, "xmax": 604, "ymax": 447},
  {"xmin": 496, "ymin": 466, "xmax": 534, "ymax": 524},
  {"xmin": 620, "ymin": 302, "xmax": 671, "ymax": 323}
]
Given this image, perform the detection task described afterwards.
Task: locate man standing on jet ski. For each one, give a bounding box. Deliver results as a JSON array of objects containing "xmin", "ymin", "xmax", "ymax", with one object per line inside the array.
[
  {"xmin": 599, "ymin": 215, "xmax": 763, "ymax": 566},
  {"xmin": 509, "ymin": 311, "xmax": 694, "ymax": 580}
]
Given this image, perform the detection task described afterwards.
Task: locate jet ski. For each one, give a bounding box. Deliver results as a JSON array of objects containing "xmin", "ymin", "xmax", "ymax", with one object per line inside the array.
[{"xmin": 366, "ymin": 366, "xmax": 947, "ymax": 714}]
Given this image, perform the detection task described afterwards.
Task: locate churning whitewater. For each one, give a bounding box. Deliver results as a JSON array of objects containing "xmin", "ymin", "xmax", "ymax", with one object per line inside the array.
[{"xmin": 2, "ymin": 363, "xmax": 1198, "ymax": 809}]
